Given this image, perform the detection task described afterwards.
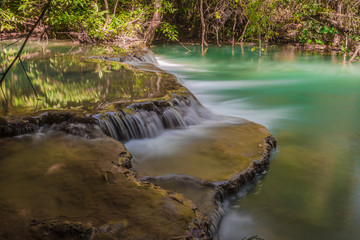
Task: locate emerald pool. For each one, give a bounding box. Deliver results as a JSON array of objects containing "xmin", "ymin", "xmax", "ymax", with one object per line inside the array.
[{"xmin": 154, "ymin": 44, "xmax": 360, "ymax": 240}]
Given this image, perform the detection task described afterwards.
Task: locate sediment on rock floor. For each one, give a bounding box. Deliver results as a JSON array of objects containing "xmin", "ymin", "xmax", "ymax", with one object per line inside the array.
[
  {"xmin": 126, "ymin": 121, "xmax": 277, "ymax": 237},
  {"xmin": 0, "ymin": 130, "xmax": 209, "ymax": 240}
]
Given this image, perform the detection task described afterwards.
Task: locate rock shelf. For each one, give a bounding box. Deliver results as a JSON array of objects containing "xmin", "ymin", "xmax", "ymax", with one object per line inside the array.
[{"xmin": 0, "ymin": 44, "xmax": 276, "ymax": 239}]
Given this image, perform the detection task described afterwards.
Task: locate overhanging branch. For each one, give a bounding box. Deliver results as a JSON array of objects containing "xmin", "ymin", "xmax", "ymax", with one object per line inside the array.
[{"xmin": 0, "ymin": 0, "xmax": 51, "ymax": 88}]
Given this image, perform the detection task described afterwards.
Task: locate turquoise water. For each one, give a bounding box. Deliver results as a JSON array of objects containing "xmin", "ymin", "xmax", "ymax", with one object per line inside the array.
[
  {"xmin": 2, "ymin": 40, "xmax": 360, "ymax": 239},
  {"xmin": 153, "ymin": 45, "xmax": 360, "ymax": 240}
]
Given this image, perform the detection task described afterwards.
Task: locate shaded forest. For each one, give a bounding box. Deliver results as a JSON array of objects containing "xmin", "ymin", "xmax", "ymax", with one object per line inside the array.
[{"xmin": 1, "ymin": 1, "xmax": 360, "ymax": 55}]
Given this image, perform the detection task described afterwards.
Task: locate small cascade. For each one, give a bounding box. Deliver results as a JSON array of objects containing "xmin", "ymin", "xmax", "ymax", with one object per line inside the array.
[
  {"xmin": 95, "ymin": 109, "xmax": 186, "ymax": 142},
  {"xmin": 172, "ymin": 96, "xmax": 213, "ymax": 125},
  {"xmin": 140, "ymin": 51, "xmax": 158, "ymax": 65},
  {"xmin": 209, "ymin": 204, "xmax": 226, "ymax": 238},
  {"xmin": 94, "ymin": 96, "xmax": 211, "ymax": 142}
]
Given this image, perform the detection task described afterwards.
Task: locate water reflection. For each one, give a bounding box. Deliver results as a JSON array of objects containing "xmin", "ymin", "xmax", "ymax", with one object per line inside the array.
[
  {"xmin": 0, "ymin": 41, "xmax": 171, "ymax": 115},
  {"xmin": 154, "ymin": 44, "xmax": 360, "ymax": 240}
]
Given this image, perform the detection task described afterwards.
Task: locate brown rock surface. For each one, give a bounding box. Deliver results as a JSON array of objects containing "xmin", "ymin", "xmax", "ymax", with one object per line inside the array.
[{"xmin": 0, "ymin": 131, "xmax": 207, "ymax": 240}]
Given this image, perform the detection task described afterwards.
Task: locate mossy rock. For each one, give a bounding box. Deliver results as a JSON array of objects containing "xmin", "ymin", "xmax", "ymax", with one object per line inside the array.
[
  {"xmin": 134, "ymin": 121, "xmax": 274, "ymax": 182},
  {"xmin": 0, "ymin": 132, "xmax": 208, "ymax": 240}
]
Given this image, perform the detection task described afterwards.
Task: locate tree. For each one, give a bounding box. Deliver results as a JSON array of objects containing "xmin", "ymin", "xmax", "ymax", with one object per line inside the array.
[
  {"xmin": 144, "ymin": 0, "xmax": 163, "ymax": 46},
  {"xmin": 200, "ymin": 0, "xmax": 208, "ymax": 52}
]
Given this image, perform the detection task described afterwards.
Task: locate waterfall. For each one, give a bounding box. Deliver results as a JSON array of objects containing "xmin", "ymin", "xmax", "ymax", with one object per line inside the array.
[
  {"xmin": 94, "ymin": 96, "xmax": 212, "ymax": 142},
  {"xmin": 87, "ymin": 49, "xmax": 158, "ymax": 65},
  {"xmin": 95, "ymin": 109, "xmax": 186, "ymax": 142},
  {"xmin": 140, "ymin": 51, "xmax": 158, "ymax": 65}
]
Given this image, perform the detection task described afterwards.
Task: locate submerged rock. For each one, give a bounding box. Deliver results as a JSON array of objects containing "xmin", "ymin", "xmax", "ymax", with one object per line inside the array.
[
  {"xmin": 0, "ymin": 132, "xmax": 209, "ymax": 240},
  {"xmin": 133, "ymin": 122, "xmax": 275, "ymax": 182},
  {"xmin": 129, "ymin": 121, "xmax": 276, "ymax": 237},
  {"xmin": 0, "ymin": 43, "xmax": 277, "ymax": 239}
]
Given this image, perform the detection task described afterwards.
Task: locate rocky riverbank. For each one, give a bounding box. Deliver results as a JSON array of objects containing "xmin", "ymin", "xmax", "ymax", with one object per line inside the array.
[{"xmin": 0, "ymin": 42, "xmax": 276, "ymax": 239}]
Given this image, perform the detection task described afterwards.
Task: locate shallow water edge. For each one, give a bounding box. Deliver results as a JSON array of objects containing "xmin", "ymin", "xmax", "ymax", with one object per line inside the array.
[{"xmin": 0, "ymin": 41, "xmax": 277, "ymax": 239}]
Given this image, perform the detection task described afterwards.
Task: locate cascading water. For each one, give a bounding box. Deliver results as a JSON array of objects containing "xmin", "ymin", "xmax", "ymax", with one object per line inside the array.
[
  {"xmin": 140, "ymin": 51, "xmax": 159, "ymax": 65},
  {"xmin": 94, "ymin": 96, "xmax": 212, "ymax": 142}
]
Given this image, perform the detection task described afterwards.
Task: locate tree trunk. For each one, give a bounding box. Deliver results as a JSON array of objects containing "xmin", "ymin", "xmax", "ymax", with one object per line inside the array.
[
  {"xmin": 240, "ymin": 20, "xmax": 249, "ymax": 43},
  {"xmin": 343, "ymin": 35, "xmax": 347, "ymax": 63},
  {"xmin": 333, "ymin": 1, "xmax": 342, "ymax": 48},
  {"xmin": 113, "ymin": 0, "xmax": 119, "ymax": 15},
  {"xmin": 349, "ymin": 43, "xmax": 360, "ymax": 62},
  {"xmin": 104, "ymin": 0, "xmax": 111, "ymax": 22},
  {"xmin": 103, "ymin": 0, "xmax": 111, "ymax": 29},
  {"xmin": 232, "ymin": 11, "xmax": 237, "ymax": 45},
  {"xmin": 200, "ymin": 0, "xmax": 208, "ymax": 52},
  {"xmin": 215, "ymin": 26, "xmax": 220, "ymax": 46},
  {"xmin": 144, "ymin": 0, "xmax": 162, "ymax": 46}
]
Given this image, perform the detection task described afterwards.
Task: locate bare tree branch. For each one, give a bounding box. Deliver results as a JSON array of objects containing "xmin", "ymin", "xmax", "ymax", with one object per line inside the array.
[
  {"xmin": 0, "ymin": 0, "xmax": 51, "ymax": 88},
  {"xmin": 1, "ymin": 36, "xmax": 25, "ymax": 50},
  {"xmin": 349, "ymin": 44, "xmax": 360, "ymax": 62},
  {"xmin": 19, "ymin": 58, "xmax": 40, "ymax": 100}
]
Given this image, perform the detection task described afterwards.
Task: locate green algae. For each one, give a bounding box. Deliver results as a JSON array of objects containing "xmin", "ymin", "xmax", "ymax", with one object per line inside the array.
[
  {"xmin": 0, "ymin": 132, "xmax": 206, "ymax": 240},
  {"xmin": 0, "ymin": 41, "xmax": 278, "ymax": 239},
  {"xmin": 133, "ymin": 121, "xmax": 272, "ymax": 183}
]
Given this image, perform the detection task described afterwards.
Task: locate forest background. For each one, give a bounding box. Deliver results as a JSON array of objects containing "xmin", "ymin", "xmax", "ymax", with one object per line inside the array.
[{"xmin": 1, "ymin": 0, "xmax": 360, "ymax": 58}]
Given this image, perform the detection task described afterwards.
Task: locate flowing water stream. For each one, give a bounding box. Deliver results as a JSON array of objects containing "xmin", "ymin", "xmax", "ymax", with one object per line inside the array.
[
  {"xmin": 1, "ymin": 41, "xmax": 360, "ymax": 239},
  {"xmin": 149, "ymin": 44, "xmax": 360, "ymax": 240}
]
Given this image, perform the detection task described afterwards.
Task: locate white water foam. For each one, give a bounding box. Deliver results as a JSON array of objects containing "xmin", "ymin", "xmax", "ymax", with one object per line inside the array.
[
  {"xmin": 185, "ymin": 79, "xmax": 299, "ymax": 90},
  {"xmin": 157, "ymin": 57, "xmax": 209, "ymax": 72},
  {"xmin": 125, "ymin": 121, "xmax": 216, "ymax": 159},
  {"xmin": 156, "ymin": 57, "xmax": 295, "ymax": 130}
]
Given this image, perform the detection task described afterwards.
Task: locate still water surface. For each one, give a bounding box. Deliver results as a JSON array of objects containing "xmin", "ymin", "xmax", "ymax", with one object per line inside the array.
[
  {"xmin": 0, "ymin": 41, "xmax": 164, "ymax": 115},
  {"xmin": 153, "ymin": 45, "xmax": 360, "ymax": 240}
]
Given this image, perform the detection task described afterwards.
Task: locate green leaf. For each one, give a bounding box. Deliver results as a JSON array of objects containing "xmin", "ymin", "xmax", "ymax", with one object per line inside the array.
[
  {"xmin": 98, "ymin": 10, "xmax": 108, "ymax": 16},
  {"xmin": 319, "ymin": 26, "xmax": 328, "ymax": 34},
  {"xmin": 215, "ymin": 11, "xmax": 220, "ymax": 19},
  {"xmin": 315, "ymin": 39, "xmax": 324, "ymax": 45}
]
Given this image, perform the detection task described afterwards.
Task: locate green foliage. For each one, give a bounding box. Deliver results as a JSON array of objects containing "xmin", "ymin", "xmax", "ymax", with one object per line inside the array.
[
  {"xmin": 47, "ymin": 0, "xmax": 107, "ymax": 39},
  {"xmin": 0, "ymin": 9, "xmax": 18, "ymax": 31},
  {"xmin": 319, "ymin": 26, "xmax": 336, "ymax": 35},
  {"xmin": 2, "ymin": 0, "xmax": 360, "ymax": 47},
  {"xmin": 1, "ymin": 0, "xmax": 178, "ymax": 42},
  {"xmin": 315, "ymin": 39, "xmax": 324, "ymax": 45},
  {"xmin": 158, "ymin": 22, "xmax": 178, "ymax": 41},
  {"xmin": 244, "ymin": 0, "xmax": 279, "ymax": 42},
  {"xmin": 161, "ymin": 0, "xmax": 176, "ymax": 14}
]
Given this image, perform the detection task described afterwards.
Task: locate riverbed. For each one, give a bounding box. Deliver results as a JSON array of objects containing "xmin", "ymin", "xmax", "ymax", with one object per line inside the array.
[{"xmin": 1, "ymin": 41, "xmax": 359, "ymax": 239}]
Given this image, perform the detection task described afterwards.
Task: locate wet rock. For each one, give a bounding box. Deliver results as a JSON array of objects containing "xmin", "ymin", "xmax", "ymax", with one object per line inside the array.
[
  {"xmin": 143, "ymin": 175, "xmax": 216, "ymax": 218},
  {"xmin": 53, "ymin": 123, "xmax": 103, "ymax": 139},
  {"xmin": 87, "ymin": 49, "xmax": 149, "ymax": 63},
  {"xmin": 112, "ymin": 151, "xmax": 133, "ymax": 169},
  {"xmin": 39, "ymin": 112, "xmax": 96, "ymax": 126},
  {"xmin": 131, "ymin": 121, "xmax": 277, "ymax": 236},
  {"xmin": 0, "ymin": 45, "xmax": 277, "ymax": 239},
  {"xmin": 0, "ymin": 116, "xmax": 7, "ymax": 125},
  {"xmin": 35, "ymin": 220, "xmax": 95, "ymax": 240},
  {"xmin": 134, "ymin": 122, "xmax": 275, "ymax": 183},
  {"xmin": 0, "ymin": 117, "xmax": 38, "ymax": 137},
  {"xmin": 103, "ymin": 171, "xmax": 115, "ymax": 183},
  {"xmin": 0, "ymin": 133, "xmax": 209, "ymax": 240},
  {"xmin": 0, "ymin": 112, "xmax": 98, "ymax": 138}
]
